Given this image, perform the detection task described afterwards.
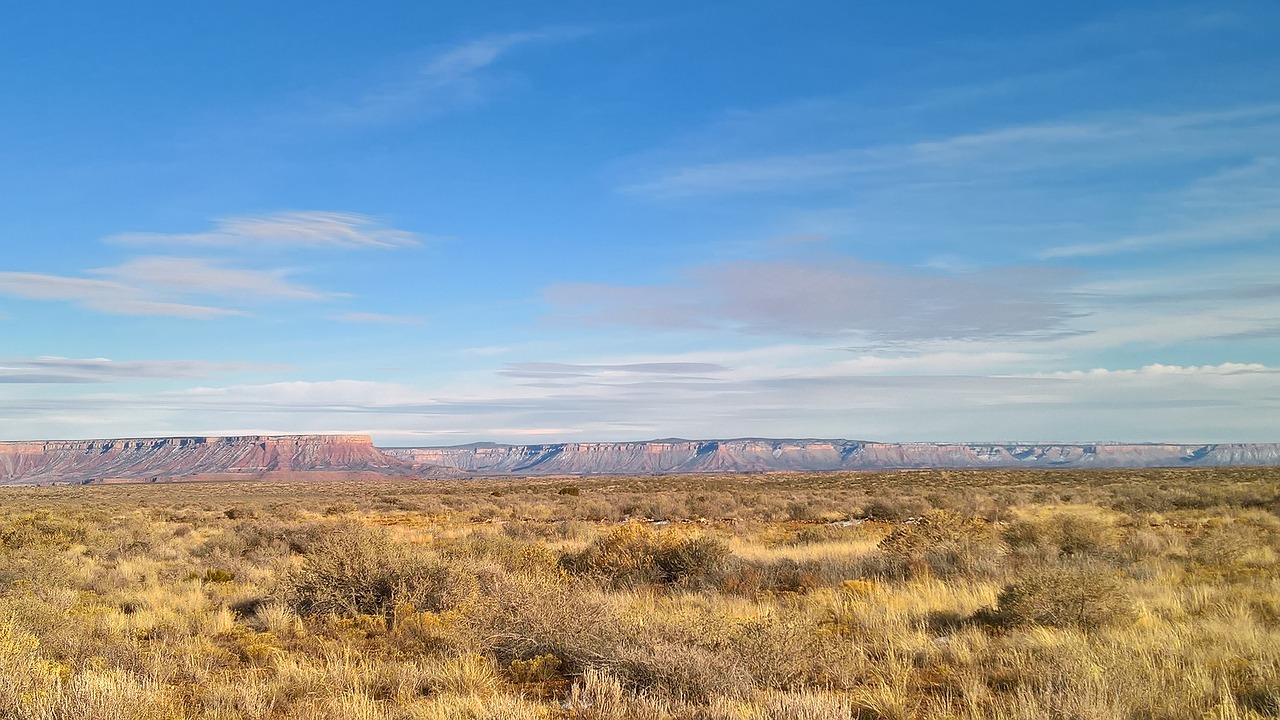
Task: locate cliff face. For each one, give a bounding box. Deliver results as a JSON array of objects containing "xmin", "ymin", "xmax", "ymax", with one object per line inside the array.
[
  {"xmin": 0, "ymin": 435, "xmax": 411, "ymax": 485},
  {"xmin": 2, "ymin": 435, "xmax": 1278, "ymax": 485},
  {"xmin": 383, "ymin": 439, "xmax": 1280, "ymax": 476}
]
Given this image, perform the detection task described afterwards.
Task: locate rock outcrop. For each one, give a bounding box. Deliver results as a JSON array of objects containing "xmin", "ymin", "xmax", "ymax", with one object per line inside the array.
[{"xmin": 1, "ymin": 435, "xmax": 1277, "ymax": 485}]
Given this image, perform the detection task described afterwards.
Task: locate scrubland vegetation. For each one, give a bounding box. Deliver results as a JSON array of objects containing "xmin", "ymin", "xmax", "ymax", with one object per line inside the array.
[{"xmin": 2, "ymin": 467, "xmax": 1279, "ymax": 719}]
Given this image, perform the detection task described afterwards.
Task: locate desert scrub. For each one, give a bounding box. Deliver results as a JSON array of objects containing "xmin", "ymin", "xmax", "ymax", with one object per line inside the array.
[
  {"xmin": 508, "ymin": 652, "xmax": 563, "ymax": 683},
  {"xmin": 469, "ymin": 567, "xmax": 620, "ymax": 657},
  {"xmin": 562, "ymin": 522, "xmax": 729, "ymax": 588},
  {"xmin": 1191, "ymin": 519, "xmax": 1272, "ymax": 570},
  {"xmin": 873, "ymin": 510, "xmax": 1004, "ymax": 579},
  {"xmin": 191, "ymin": 567, "xmax": 236, "ymax": 583},
  {"xmin": 285, "ymin": 524, "xmax": 475, "ymax": 619},
  {"xmin": 720, "ymin": 558, "xmax": 835, "ymax": 597},
  {"xmin": 860, "ymin": 494, "xmax": 930, "ymax": 521},
  {"xmin": 0, "ymin": 468, "xmax": 1275, "ymax": 719},
  {"xmin": 0, "ymin": 509, "xmax": 92, "ymax": 551},
  {"xmin": 978, "ymin": 564, "xmax": 1135, "ymax": 629},
  {"xmin": 1003, "ymin": 506, "xmax": 1122, "ymax": 566},
  {"xmin": 441, "ymin": 531, "xmax": 561, "ymax": 575}
]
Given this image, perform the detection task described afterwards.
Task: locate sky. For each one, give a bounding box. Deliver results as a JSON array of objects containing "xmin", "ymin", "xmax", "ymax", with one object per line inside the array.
[{"xmin": 1, "ymin": 1, "xmax": 1278, "ymax": 445}]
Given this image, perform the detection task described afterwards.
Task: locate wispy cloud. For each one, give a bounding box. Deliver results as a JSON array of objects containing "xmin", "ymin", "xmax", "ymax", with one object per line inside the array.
[
  {"xmin": 173, "ymin": 379, "xmax": 429, "ymax": 410},
  {"xmin": 0, "ymin": 272, "xmax": 240, "ymax": 318},
  {"xmin": 626, "ymin": 104, "xmax": 1280, "ymax": 199},
  {"xmin": 501, "ymin": 362, "xmax": 729, "ymax": 379},
  {"xmin": 95, "ymin": 257, "xmax": 333, "ymax": 301},
  {"xmin": 1039, "ymin": 252, "xmax": 1280, "ymax": 351},
  {"xmin": 0, "ymin": 211, "xmax": 422, "ymax": 318},
  {"xmin": 109, "ymin": 211, "xmax": 421, "ymax": 250},
  {"xmin": 1043, "ymin": 157, "xmax": 1280, "ymax": 257},
  {"xmin": 6, "ymin": 354, "xmax": 1277, "ymax": 444},
  {"xmin": 546, "ymin": 258, "xmax": 1076, "ymax": 342},
  {"xmin": 0, "ymin": 356, "xmax": 281, "ymax": 383},
  {"xmin": 322, "ymin": 28, "xmax": 590, "ymax": 125},
  {"xmin": 330, "ymin": 311, "xmax": 422, "ymax": 325},
  {"xmin": 0, "ymin": 257, "xmax": 333, "ymax": 318}
]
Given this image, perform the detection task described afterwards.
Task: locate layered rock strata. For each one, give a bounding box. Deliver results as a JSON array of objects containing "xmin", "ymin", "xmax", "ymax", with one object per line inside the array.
[
  {"xmin": 383, "ymin": 439, "xmax": 1280, "ymax": 476},
  {"xmin": 2, "ymin": 435, "xmax": 1277, "ymax": 485},
  {"xmin": 0, "ymin": 435, "xmax": 409, "ymax": 485}
]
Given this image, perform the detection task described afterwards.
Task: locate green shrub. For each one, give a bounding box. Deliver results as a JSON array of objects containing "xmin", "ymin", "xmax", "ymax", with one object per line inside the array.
[
  {"xmin": 509, "ymin": 653, "xmax": 563, "ymax": 683},
  {"xmin": 785, "ymin": 501, "xmax": 818, "ymax": 522},
  {"xmin": 198, "ymin": 568, "xmax": 236, "ymax": 583}
]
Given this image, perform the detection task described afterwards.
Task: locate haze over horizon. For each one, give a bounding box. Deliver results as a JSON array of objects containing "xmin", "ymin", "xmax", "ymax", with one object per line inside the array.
[{"xmin": 2, "ymin": 2, "xmax": 1278, "ymax": 445}]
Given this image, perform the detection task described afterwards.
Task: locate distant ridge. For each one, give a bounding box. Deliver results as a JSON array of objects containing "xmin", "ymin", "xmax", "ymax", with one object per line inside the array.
[
  {"xmin": 1, "ymin": 435, "xmax": 1278, "ymax": 486},
  {"xmin": 383, "ymin": 439, "xmax": 1280, "ymax": 476}
]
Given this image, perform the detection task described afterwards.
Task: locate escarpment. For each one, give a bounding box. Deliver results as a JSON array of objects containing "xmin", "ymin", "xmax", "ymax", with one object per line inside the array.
[
  {"xmin": 0, "ymin": 434, "xmax": 413, "ymax": 485},
  {"xmin": 2, "ymin": 435, "xmax": 1278, "ymax": 485}
]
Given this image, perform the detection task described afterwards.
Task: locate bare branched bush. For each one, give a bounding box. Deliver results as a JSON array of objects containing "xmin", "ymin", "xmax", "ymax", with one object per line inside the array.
[
  {"xmin": 613, "ymin": 638, "xmax": 754, "ymax": 701},
  {"xmin": 563, "ymin": 522, "xmax": 729, "ymax": 588},
  {"xmin": 861, "ymin": 496, "xmax": 930, "ymax": 522},
  {"xmin": 286, "ymin": 524, "xmax": 474, "ymax": 619},
  {"xmin": 874, "ymin": 510, "xmax": 1004, "ymax": 579},
  {"xmin": 1192, "ymin": 521, "xmax": 1263, "ymax": 568},
  {"xmin": 721, "ymin": 558, "xmax": 830, "ymax": 597},
  {"xmin": 467, "ymin": 569, "xmax": 620, "ymax": 670},
  {"xmin": 979, "ymin": 565, "xmax": 1134, "ymax": 629},
  {"xmin": 1004, "ymin": 508, "xmax": 1120, "ymax": 566}
]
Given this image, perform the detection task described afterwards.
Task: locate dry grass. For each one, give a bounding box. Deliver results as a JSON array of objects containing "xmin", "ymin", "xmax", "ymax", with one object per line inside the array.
[{"xmin": 0, "ymin": 467, "xmax": 1277, "ymax": 718}]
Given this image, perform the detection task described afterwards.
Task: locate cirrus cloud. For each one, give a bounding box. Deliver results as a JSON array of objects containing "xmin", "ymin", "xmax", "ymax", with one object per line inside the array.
[
  {"xmin": 546, "ymin": 258, "xmax": 1077, "ymax": 342},
  {"xmin": 108, "ymin": 211, "xmax": 422, "ymax": 250},
  {"xmin": 0, "ymin": 271, "xmax": 241, "ymax": 318},
  {"xmin": 0, "ymin": 257, "xmax": 333, "ymax": 318},
  {"xmin": 0, "ymin": 356, "xmax": 283, "ymax": 384}
]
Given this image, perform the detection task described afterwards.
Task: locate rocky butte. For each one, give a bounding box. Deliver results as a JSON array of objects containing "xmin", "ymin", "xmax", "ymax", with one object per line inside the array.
[{"xmin": 1, "ymin": 435, "xmax": 1278, "ymax": 486}]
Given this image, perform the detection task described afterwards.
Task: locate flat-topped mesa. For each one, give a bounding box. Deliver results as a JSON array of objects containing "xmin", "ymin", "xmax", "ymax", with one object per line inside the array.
[
  {"xmin": 0, "ymin": 434, "xmax": 407, "ymax": 485},
  {"xmin": 3, "ymin": 436, "xmax": 1279, "ymax": 485},
  {"xmin": 382, "ymin": 439, "xmax": 1280, "ymax": 476},
  {"xmin": 6, "ymin": 434, "xmax": 375, "ymax": 452}
]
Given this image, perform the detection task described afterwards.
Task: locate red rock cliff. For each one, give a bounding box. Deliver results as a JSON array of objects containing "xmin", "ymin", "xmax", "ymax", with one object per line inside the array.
[{"xmin": 0, "ymin": 434, "xmax": 409, "ymax": 485}]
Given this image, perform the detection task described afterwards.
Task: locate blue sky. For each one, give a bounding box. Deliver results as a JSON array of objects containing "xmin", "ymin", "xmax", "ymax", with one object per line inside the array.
[{"xmin": 2, "ymin": 1, "xmax": 1278, "ymax": 444}]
